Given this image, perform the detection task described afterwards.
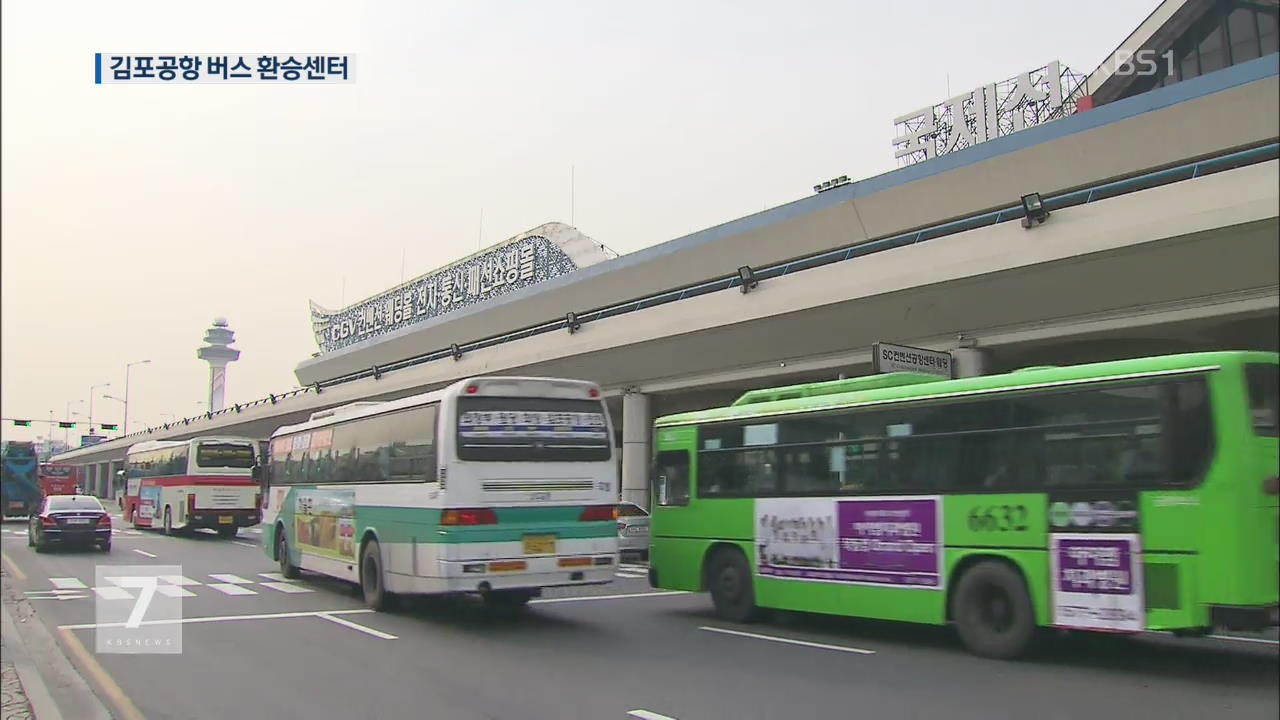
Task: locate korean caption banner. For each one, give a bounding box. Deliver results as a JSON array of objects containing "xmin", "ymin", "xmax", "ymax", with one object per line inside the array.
[{"xmin": 756, "ymin": 497, "xmax": 942, "ymax": 588}]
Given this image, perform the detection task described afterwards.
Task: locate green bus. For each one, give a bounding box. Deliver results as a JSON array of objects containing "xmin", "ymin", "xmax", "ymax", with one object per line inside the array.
[{"xmin": 648, "ymin": 351, "xmax": 1279, "ymax": 658}]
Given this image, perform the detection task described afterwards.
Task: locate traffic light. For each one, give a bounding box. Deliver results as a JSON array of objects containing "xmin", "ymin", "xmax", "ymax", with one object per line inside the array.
[
  {"xmin": 58, "ymin": 421, "xmax": 75, "ymax": 429},
  {"xmin": 12, "ymin": 420, "xmax": 30, "ymax": 427},
  {"xmin": 101, "ymin": 424, "xmax": 118, "ymax": 431}
]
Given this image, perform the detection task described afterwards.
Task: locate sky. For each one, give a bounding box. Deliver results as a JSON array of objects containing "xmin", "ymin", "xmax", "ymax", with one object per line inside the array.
[{"xmin": 0, "ymin": 0, "xmax": 1161, "ymax": 443}]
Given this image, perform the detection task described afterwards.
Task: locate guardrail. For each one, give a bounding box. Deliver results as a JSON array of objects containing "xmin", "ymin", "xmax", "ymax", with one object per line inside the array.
[{"xmin": 120, "ymin": 140, "xmax": 1278, "ymax": 443}]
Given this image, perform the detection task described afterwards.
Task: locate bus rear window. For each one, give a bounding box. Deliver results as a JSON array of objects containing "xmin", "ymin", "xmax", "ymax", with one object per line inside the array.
[
  {"xmin": 1246, "ymin": 363, "xmax": 1279, "ymax": 436},
  {"xmin": 196, "ymin": 443, "xmax": 257, "ymax": 468},
  {"xmin": 456, "ymin": 397, "xmax": 611, "ymax": 462}
]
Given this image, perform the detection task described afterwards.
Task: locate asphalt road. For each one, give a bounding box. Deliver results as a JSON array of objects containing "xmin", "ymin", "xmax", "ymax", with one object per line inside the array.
[{"xmin": 2, "ymin": 515, "xmax": 1277, "ymax": 720}]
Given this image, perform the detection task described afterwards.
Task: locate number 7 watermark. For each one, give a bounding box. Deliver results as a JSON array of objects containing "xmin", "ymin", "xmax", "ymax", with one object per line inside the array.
[{"xmin": 95, "ymin": 565, "xmax": 183, "ymax": 654}]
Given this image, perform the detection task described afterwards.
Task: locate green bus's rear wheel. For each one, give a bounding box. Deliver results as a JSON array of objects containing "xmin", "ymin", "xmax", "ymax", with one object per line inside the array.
[
  {"xmin": 952, "ymin": 560, "xmax": 1035, "ymax": 659},
  {"xmin": 707, "ymin": 548, "xmax": 762, "ymax": 624}
]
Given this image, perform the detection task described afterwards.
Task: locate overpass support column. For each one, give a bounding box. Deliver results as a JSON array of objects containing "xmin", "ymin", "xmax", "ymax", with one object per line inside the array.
[
  {"xmin": 107, "ymin": 461, "xmax": 119, "ymax": 499},
  {"xmin": 86, "ymin": 464, "xmax": 98, "ymax": 496},
  {"xmin": 98, "ymin": 462, "xmax": 110, "ymax": 497},
  {"xmin": 953, "ymin": 347, "xmax": 991, "ymax": 378},
  {"xmin": 621, "ymin": 391, "xmax": 651, "ymax": 509}
]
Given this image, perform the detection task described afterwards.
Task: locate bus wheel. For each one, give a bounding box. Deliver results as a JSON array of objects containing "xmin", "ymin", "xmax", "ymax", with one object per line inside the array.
[
  {"xmin": 707, "ymin": 548, "xmax": 762, "ymax": 623},
  {"xmin": 163, "ymin": 507, "xmax": 174, "ymax": 536},
  {"xmin": 952, "ymin": 560, "xmax": 1035, "ymax": 659},
  {"xmin": 360, "ymin": 539, "xmax": 397, "ymax": 611},
  {"xmin": 277, "ymin": 530, "xmax": 300, "ymax": 579}
]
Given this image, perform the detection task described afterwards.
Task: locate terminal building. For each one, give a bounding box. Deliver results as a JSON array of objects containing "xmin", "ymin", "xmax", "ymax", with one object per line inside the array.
[{"xmin": 54, "ymin": 0, "xmax": 1279, "ymax": 508}]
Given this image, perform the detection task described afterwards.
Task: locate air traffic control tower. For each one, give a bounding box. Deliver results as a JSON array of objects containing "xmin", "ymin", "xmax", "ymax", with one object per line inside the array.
[{"xmin": 197, "ymin": 317, "xmax": 241, "ymax": 413}]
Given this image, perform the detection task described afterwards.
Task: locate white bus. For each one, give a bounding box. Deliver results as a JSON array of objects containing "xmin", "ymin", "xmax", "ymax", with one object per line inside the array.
[
  {"xmin": 262, "ymin": 376, "xmax": 620, "ymax": 610},
  {"xmin": 120, "ymin": 437, "xmax": 262, "ymax": 537}
]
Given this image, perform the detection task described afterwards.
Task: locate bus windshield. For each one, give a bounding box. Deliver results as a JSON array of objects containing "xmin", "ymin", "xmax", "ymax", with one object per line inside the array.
[
  {"xmin": 196, "ymin": 442, "xmax": 257, "ymax": 469},
  {"xmin": 455, "ymin": 396, "xmax": 610, "ymax": 462}
]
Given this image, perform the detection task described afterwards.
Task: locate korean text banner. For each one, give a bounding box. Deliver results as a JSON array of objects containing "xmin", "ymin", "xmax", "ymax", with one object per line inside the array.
[
  {"xmin": 756, "ymin": 496, "xmax": 943, "ymax": 589},
  {"xmin": 96, "ymin": 54, "xmax": 354, "ymax": 83}
]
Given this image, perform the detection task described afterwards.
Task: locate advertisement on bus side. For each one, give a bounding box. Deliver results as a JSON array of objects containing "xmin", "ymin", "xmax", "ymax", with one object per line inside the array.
[
  {"xmin": 294, "ymin": 488, "xmax": 355, "ymax": 560},
  {"xmin": 138, "ymin": 486, "xmax": 161, "ymax": 520},
  {"xmin": 1049, "ymin": 533, "xmax": 1144, "ymax": 632},
  {"xmin": 755, "ymin": 496, "xmax": 943, "ymax": 589}
]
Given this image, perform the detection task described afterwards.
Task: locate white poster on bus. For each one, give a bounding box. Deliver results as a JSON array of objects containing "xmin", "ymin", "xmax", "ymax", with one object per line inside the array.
[{"xmin": 1049, "ymin": 532, "xmax": 1144, "ymax": 632}]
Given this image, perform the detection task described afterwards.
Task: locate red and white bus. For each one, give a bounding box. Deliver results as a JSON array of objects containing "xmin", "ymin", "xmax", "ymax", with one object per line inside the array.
[
  {"xmin": 122, "ymin": 437, "xmax": 263, "ymax": 537},
  {"xmin": 37, "ymin": 463, "xmax": 81, "ymax": 496}
]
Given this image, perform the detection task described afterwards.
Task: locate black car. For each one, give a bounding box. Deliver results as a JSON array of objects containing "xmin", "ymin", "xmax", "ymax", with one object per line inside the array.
[{"xmin": 28, "ymin": 494, "xmax": 112, "ymax": 552}]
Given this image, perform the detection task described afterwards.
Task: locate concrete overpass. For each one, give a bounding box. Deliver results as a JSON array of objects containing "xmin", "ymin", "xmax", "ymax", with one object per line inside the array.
[{"xmin": 54, "ymin": 54, "xmax": 1280, "ymax": 507}]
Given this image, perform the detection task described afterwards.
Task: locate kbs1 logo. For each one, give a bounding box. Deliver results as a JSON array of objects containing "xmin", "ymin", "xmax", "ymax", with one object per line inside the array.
[{"xmin": 1101, "ymin": 49, "xmax": 1175, "ymax": 78}]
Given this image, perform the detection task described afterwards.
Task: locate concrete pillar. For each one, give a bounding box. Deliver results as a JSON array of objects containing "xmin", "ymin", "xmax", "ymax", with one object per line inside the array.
[
  {"xmin": 98, "ymin": 462, "xmax": 109, "ymax": 497},
  {"xmin": 953, "ymin": 347, "xmax": 991, "ymax": 378},
  {"xmin": 620, "ymin": 391, "xmax": 651, "ymax": 509},
  {"xmin": 87, "ymin": 464, "xmax": 98, "ymax": 496},
  {"xmin": 106, "ymin": 461, "xmax": 119, "ymax": 499}
]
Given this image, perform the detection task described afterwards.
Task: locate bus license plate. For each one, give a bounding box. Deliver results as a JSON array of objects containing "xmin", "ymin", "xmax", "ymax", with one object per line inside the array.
[
  {"xmin": 522, "ymin": 535, "xmax": 556, "ymax": 555},
  {"xmin": 218, "ymin": 516, "xmax": 233, "ymax": 525}
]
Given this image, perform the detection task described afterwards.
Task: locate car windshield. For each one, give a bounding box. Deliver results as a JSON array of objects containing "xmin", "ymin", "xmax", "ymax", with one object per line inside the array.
[{"xmin": 46, "ymin": 496, "xmax": 103, "ymax": 511}]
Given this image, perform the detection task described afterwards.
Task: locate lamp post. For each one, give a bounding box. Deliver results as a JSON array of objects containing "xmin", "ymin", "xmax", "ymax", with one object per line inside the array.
[
  {"xmin": 123, "ymin": 360, "xmax": 151, "ymax": 436},
  {"xmin": 103, "ymin": 394, "xmax": 126, "ymax": 434},
  {"xmin": 89, "ymin": 382, "xmax": 110, "ymax": 434},
  {"xmin": 64, "ymin": 400, "xmax": 83, "ymax": 444}
]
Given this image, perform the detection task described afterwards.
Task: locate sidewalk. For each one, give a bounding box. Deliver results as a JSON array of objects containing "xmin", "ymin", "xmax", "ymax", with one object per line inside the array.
[{"xmin": 1, "ymin": 565, "xmax": 36, "ymax": 720}]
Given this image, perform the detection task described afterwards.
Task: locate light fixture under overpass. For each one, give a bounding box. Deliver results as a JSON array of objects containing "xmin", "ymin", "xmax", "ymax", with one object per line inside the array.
[
  {"xmin": 450, "ymin": 343, "xmax": 463, "ymax": 361},
  {"xmin": 737, "ymin": 266, "xmax": 758, "ymax": 294},
  {"xmin": 565, "ymin": 311, "xmax": 581, "ymax": 334},
  {"xmin": 1020, "ymin": 192, "xmax": 1050, "ymax": 228},
  {"xmin": 813, "ymin": 175, "xmax": 851, "ymax": 194}
]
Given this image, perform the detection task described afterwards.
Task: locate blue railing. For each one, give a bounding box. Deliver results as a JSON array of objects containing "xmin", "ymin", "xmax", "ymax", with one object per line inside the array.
[{"xmin": 115, "ymin": 140, "xmax": 1277, "ymax": 444}]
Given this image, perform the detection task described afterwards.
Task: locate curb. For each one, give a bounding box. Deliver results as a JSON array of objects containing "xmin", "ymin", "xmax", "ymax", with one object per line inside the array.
[
  {"xmin": 1, "ymin": 586, "xmax": 112, "ymax": 720},
  {"xmin": 1, "ymin": 600, "xmax": 63, "ymax": 720}
]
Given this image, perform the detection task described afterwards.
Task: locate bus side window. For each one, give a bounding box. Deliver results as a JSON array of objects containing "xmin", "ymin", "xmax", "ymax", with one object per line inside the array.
[{"xmin": 654, "ymin": 450, "xmax": 690, "ymax": 506}]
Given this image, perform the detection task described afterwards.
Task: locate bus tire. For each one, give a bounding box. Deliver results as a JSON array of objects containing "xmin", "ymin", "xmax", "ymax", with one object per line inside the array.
[
  {"xmin": 277, "ymin": 529, "xmax": 300, "ymax": 579},
  {"xmin": 707, "ymin": 547, "xmax": 762, "ymax": 624},
  {"xmin": 163, "ymin": 507, "xmax": 174, "ymax": 536},
  {"xmin": 360, "ymin": 539, "xmax": 397, "ymax": 611},
  {"xmin": 952, "ymin": 560, "xmax": 1035, "ymax": 660}
]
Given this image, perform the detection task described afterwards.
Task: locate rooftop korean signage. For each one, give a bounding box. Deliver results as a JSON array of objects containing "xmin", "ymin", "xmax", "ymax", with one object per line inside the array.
[
  {"xmin": 309, "ymin": 222, "xmax": 617, "ymax": 354},
  {"xmin": 872, "ymin": 342, "xmax": 954, "ymax": 378},
  {"xmin": 892, "ymin": 61, "xmax": 1085, "ymax": 166}
]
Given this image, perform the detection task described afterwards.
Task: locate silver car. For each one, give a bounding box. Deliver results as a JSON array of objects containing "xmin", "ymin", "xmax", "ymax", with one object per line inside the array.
[{"xmin": 617, "ymin": 502, "xmax": 650, "ymax": 559}]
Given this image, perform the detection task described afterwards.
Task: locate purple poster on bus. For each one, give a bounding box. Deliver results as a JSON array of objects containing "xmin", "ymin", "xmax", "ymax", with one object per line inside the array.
[
  {"xmin": 756, "ymin": 496, "xmax": 943, "ymax": 589},
  {"xmin": 1049, "ymin": 533, "xmax": 1144, "ymax": 632}
]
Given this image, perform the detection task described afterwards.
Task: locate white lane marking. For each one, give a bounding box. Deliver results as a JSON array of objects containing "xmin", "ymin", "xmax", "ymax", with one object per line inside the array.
[
  {"xmin": 699, "ymin": 626, "xmax": 876, "ymax": 655},
  {"xmin": 257, "ymin": 572, "xmax": 287, "ymax": 581},
  {"xmin": 158, "ymin": 575, "xmax": 201, "ymax": 586},
  {"xmin": 60, "ymin": 607, "xmax": 375, "ymax": 630},
  {"xmin": 155, "ymin": 585, "xmax": 196, "ymax": 598},
  {"xmin": 260, "ymin": 582, "xmax": 313, "ymax": 594},
  {"xmin": 49, "ymin": 577, "xmax": 88, "ymax": 590},
  {"xmin": 316, "ymin": 612, "xmax": 398, "ymax": 639},
  {"xmin": 132, "ymin": 549, "xmax": 157, "ymax": 558},
  {"xmin": 628, "ymin": 711, "xmax": 678, "ymax": 720},
  {"xmin": 26, "ymin": 593, "xmax": 88, "ymax": 601},
  {"xmin": 529, "ymin": 591, "xmax": 689, "ymax": 605},
  {"xmin": 208, "ymin": 583, "xmax": 256, "ymax": 596},
  {"xmin": 208, "ymin": 573, "xmax": 253, "ymax": 584},
  {"xmin": 93, "ymin": 586, "xmax": 134, "ymax": 601},
  {"xmin": 1207, "ymin": 634, "xmax": 1280, "ymax": 646},
  {"xmin": 615, "ymin": 572, "xmax": 647, "ymax": 579},
  {"xmin": 619, "ymin": 564, "xmax": 649, "ymax": 571},
  {"xmin": 232, "ymin": 541, "xmax": 257, "ymax": 549}
]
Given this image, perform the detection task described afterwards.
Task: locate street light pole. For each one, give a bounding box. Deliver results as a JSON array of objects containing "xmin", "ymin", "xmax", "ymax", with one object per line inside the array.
[
  {"xmin": 64, "ymin": 400, "xmax": 83, "ymax": 445},
  {"xmin": 123, "ymin": 360, "xmax": 151, "ymax": 436},
  {"xmin": 89, "ymin": 382, "xmax": 110, "ymax": 434}
]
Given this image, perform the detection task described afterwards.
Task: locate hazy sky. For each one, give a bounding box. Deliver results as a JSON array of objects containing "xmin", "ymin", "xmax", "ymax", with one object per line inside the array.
[{"xmin": 1, "ymin": 0, "xmax": 1159, "ymax": 442}]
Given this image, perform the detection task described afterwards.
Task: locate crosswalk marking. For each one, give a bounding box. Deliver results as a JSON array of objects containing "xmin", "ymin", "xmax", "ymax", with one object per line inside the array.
[
  {"xmin": 257, "ymin": 572, "xmax": 287, "ymax": 581},
  {"xmin": 260, "ymin": 582, "xmax": 313, "ymax": 594},
  {"xmin": 208, "ymin": 583, "xmax": 257, "ymax": 596},
  {"xmin": 158, "ymin": 575, "xmax": 201, "ymax": 586},
  {"xmin": 93, "ymin": 586, "xmax": 134, "ymax": 601},
  {"xmin": 208, "ymin": 573, "xmax": 253, "ymax": 584},
  {"xmin": 156, "ymin": 585, "xmax": 196, "ymax": 598},
  {"xmin": 50, "ymin": 577, "xmax": 88, "ymax": 589}
]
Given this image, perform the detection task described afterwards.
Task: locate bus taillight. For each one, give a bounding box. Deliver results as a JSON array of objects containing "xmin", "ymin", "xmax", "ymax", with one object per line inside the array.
[
  {"xmin": 255, "ymin": 492, "xmax": 262, "ymax": 509},
  {"xmin": 579, "ymin": 505, "xmax": 617, "ymax": 522},
  {"xmin": 440, "ymin": 508, "xmax": 497, "ymax": 525},
  {"xmin": 187, "ymin": 493, "xmax": 196, "ymax": 516}
]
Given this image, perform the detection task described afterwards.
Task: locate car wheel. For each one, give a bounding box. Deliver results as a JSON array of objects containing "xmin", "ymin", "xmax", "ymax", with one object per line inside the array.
[
  {"xmin": 101, "ymin": 540, "xmax": 112, "ymax": 552},
  {"xmin": 707, "ymin": 547, "xmax": 762, "ymax": 623},
  {"xmin": 952, "ymin": 560, "xmax": 1036, "ymax": 659}
]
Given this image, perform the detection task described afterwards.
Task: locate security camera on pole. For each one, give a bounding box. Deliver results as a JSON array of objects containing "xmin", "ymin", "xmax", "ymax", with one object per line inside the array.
[{"xmin": 197, "ymin": 317, "xmax": 241, "ymax": 413}]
